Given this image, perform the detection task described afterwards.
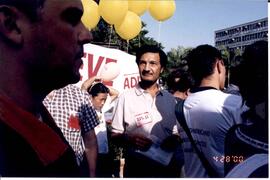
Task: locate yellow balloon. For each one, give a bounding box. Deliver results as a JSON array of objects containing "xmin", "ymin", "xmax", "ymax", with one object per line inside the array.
[
  {"xmin": 99, "ymin": 0, "xmax": 128, "ymax": 25},
  {"xmin": 128, "ymin": 0, "xmax": 150, "ymax": 16},
  {"xmin": 81, "ymin": 0, "xmax": 100, "ymax": 29},
  {"xmin": 115, "ymin": 11, "xmax": 142, "ymax": 40},
  {"xmin": 149, "ymin": 0, "xmax": 176, "ymax": 21}
]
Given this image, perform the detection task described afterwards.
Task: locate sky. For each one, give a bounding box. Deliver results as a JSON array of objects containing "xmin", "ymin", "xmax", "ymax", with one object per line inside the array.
[{"xmin": 140, "ymin": 0, "xmax": 268, "ymax": 53}]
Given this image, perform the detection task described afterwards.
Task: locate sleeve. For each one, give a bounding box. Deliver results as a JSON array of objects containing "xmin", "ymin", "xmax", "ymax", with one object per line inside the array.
[
  {"xmin": 111, "ymin": 93, "xmax": 126, "ymax": 134},
  {"xmin": 223, "ymin": 94, "xmax": 248, "ymax": 127},
  {"xmin": 80, "ymin": 91, "xmax": 99, "ymax": 135}
]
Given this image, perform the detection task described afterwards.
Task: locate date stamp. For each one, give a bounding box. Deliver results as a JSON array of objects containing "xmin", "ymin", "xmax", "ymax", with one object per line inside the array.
[{"xmin": 213, "ymin": 155, "xmax": 244, "ymax": 163}]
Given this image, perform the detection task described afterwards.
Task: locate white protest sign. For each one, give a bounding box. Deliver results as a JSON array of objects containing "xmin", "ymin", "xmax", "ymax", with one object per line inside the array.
[{"xmin": 75, "ymin": 43, "xmax": 140, "ymax": 93}]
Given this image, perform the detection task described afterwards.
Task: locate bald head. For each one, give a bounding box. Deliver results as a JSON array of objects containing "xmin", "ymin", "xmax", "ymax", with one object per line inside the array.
[{"xmin": 0, "ymin": 0, "xmax": 45, "ymax": 21}]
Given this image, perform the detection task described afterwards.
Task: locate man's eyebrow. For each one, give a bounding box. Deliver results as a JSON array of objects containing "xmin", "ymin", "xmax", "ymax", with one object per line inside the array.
[{"xmin": 61, "ymin": 7, "xmax": 83, "ymax": 18}]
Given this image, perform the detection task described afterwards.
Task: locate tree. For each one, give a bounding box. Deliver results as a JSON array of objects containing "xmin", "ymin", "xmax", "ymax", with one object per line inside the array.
[
  {"xmin": 167, "ymin": 46, "xmax": 193, "ymax": 70},
  {"xmin": 91, "ymin": 0, "xmax": 162, "ymax": 54},
  {"xmin": 161, "ymin": 46, "xmax": 193, "ymax": 84},
  {"xmin": 219, "ymin": 46, "xmax": 243, "ymax": 85},
  {"xmin": 91, "ymin": 19, "xmax": 163, "ymax": 55}
]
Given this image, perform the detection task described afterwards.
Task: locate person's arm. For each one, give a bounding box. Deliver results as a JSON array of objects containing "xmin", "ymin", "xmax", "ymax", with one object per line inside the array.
[
  {"xmin": 80, "ymin": 91, "xmax": 99, "ymax": 177},
  {"xmin": 107, "ymin": 87, "xmax": 119, "ymax": 102},
  {"xmin": 81, "ymin": 76, "xmax": 101, "ymax": 91},
  {"xmin": 83, "ymin": 130, "xmax": 98, "ymax": 177}
]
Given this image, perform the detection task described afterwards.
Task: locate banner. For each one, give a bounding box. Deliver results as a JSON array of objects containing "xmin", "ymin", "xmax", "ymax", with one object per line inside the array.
[{"xmin": 75, "ymin": 43, "xmax": 140, "ymax": 93}]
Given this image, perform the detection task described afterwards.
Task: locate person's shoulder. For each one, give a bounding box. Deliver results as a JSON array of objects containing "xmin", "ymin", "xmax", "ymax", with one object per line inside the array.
[
  {"xmin": 221, "ymin": 90, "xmax": 241, "ymax": 98},
  {"xmin": 159, "ymin": 90, "xmax": 177, "ymax": 105},
  {"xmin": 66, "ymin": 84, "xmax": 82, "ymax": 92},
  {"xmin": 222, "ymin": 92, "xmax": 244, "ymax": 107},
  {"xmin": 175, "ymin": 97, "xmax": 184, "ymax": 103},
  {"xmin": 160, "ymin": 89, "xmax": 174, "ymax": 98},
  {"xmin": 67, "ymin": 84, "xmax": 88, "ymax": 96},
  {"xmin": 54, "ymin": 84, "xmax": 79, "ymax": 94},
  {"xmin": 61, "ymin": 84, "xmax": 90, "ymax": 102},
  {"xmin": 120, "ymin": 87, "xmax": 138, "ymax": 97}
]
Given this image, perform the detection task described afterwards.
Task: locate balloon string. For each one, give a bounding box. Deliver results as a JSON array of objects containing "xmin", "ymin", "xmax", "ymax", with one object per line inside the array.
[
  {"xmin": 139, "ymin": 33, "xmax": 141, "ymax": 48},
  {"xmin": 108, "ymin": 25, "xmax": 113, "ymax": 48},
  {"xmin": 126, "ymin": 40, "xmax": 129, "ymax": 53},
  {"xmin": 158, "ymin": 21, "xmax": 162, "ymax": 43}
]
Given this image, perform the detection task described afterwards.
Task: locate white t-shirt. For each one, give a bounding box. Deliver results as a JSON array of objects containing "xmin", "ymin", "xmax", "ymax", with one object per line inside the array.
[
  {"xmin": 94, "ymin": 110, "xmax": 109, "ymax": 154},
  {"xmin": 180, "ymin": 88, "xmax": 247, "ymax": 177},
  {"xmin": 94, "ymin": 96, "xmax": 116, "ymax": 154}
]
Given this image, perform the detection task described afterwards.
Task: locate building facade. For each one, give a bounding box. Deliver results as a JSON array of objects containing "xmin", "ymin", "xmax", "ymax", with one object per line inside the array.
[{"xmin": 215, "ymin": 17, "xmax": 268, "ymax": 53}]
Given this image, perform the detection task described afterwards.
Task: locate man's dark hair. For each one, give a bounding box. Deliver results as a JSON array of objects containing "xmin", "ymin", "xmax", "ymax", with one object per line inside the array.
[
  {"xmin": 229, "ymin": 65, "xmax": 241, "ymax": 86},
  {"xmin": 135, "ymin": 45, "xmax": 167, "ymax": 68},
  {"xmin": 0, "ymin": 0, "xmax": 45, "ymax": 21},
  {"xmin": 187, "ymin": 44, "xmax": 222, "ymax": 86},
  {"xmin": 87, "ymin": 83, "xmax": 110, "ymax": 97},
  {"xmin": 238, "ymin": 40, "xmax": 268, "ymax": 107},
  {"xmin": 167, "ymin": 68, "xmax": 194, "ymax": 93}
]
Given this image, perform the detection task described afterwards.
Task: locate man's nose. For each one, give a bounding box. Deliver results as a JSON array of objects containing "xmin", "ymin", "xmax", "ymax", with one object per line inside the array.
[
  {"xmin": 144, "ymin": 63, "xmax": 150, "ymax": 71},
  {"xmin": 101, "ymin": 100, "xmax": 105, "ymax": 105},
  {"xmin": 79, "ymin": 23, "xmax": 93, "ymax": 45}
]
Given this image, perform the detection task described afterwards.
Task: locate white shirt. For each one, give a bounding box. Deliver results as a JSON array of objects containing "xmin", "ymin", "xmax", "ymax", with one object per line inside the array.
[
  {"xmin": 111, "ymin": 85, "xmax": 178, "ymax": 141},
  {"xmin": 94, "ymin": 96, "xmax": 116, "ymax": 154},
  {"xmin": 111, "ymin": 85, "xmax": 179, "ymax": 165},
  {"xmin": 180, "ymin": 87, "xmax": 247, "ymax": 177},
  {"xmin": 94, "ymin": 110, "xmax": 109, "ymax": 154}
]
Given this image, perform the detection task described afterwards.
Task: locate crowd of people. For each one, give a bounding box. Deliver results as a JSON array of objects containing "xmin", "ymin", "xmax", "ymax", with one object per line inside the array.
[{"xmin": 0, "ymin": 0, "xmax": 268, "ymax": 178}]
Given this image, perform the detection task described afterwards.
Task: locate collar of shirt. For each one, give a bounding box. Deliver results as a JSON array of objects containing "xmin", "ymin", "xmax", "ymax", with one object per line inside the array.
[
  {"xmin": 135, "ymin": 83, "xmax": 164, "ymax": 97},
  {"xmin": 190, "ymin": 86, "xmax": 218, "ymax": 93}
]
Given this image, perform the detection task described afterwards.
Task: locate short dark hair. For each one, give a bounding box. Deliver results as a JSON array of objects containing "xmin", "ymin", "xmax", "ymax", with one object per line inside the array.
[
  {"xmin": 0, "ymin": 0, "xmax": 45, "ymax": 21},
  {"xmin": 187, "ymin": 44, "xmax": 222, "ymax": 85},
  {"xmin": 239, "ymin": 40, "xmax": 268, "ymax": 107},
  {"xmin": 135, "ymin": 45, "xmax": 167, "ymax": 68},
  {"xmin": 87, "ymin": 83, "xmax": 110, "ymax": 97},
  {"xmin": 167, "ymin": 69, "xmax": 194, "ymax": 93}
]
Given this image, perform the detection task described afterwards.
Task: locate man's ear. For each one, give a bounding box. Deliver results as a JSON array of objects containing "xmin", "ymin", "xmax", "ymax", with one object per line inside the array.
[
  {"xmin": 217, "ymin": 59, "xmax": 224, "ymax": 74},
  {"xmin": 0, "ymin": 6, "xmax": 23, "ymax": 46}
]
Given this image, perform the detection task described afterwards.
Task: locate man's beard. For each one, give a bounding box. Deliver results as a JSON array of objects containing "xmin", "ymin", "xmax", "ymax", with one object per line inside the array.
[{"xmin": 139, "ymin": 79, "xmax": 157, "ymax": 89}]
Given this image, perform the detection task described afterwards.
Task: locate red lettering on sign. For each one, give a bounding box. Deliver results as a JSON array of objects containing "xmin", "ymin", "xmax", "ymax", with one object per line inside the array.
[
  {"xmin": 130, "ymin": 77, "xmax": 137, "ymax": 88},
  {"xmin": 106, "ymin": 58, "xmax": 117, "ymax": 64},
  {"xmin": 87, "ymin": 53, "xmax": 104, "ymax": 78},
  {"xmin": 123, "ymin": 75, "xmax": 140, "ymax": 89},
  {"xmin": 124, "ymin": 78, "xmax": 130, "ymax": 89}
]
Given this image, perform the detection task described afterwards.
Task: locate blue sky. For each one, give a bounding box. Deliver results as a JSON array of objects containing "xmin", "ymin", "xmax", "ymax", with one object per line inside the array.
[{"xmin": 141, "ymin": 0, "xmax": 268, "ymax": 52}]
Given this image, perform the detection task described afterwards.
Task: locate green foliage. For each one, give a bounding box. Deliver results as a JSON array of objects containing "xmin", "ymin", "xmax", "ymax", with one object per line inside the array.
[
  {"xmin": 219, "ymin": 45, "xmax": 243, "ymax": 68},
  {"xmin": 167, "ymin": 46, "xmax": 193, "ymax": 70},
  {"xmin": 91, "ymin": 20, "xmax": 163, "ymax": 55},
  {"xmin": 219, "ymin": 46, "xmax": 243, "ymax": 85},
  {"xmin": 161, "ymin": 46, "xmax": 193, "ymax": 86}
]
